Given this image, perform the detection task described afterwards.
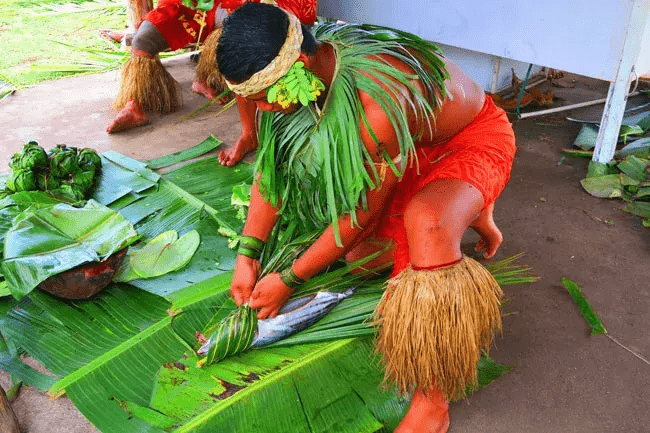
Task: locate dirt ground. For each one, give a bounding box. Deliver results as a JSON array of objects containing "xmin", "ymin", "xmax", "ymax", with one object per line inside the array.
[{"xmin": 0, "ymin": 53, "xmax": 649, "ymax": 433}]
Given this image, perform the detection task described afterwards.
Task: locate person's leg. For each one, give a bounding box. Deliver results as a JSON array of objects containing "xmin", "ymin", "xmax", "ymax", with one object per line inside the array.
[
  {"xmin": 392, "ymin": 178, "xmax": 485, "ymax": 433},
  {"xmin": 107, "ymin": 21, "xmax": 178, "ymax": 133},
  {"xmin": 470, "ymin": 201, "xmax": 503, "ymax": 259},
  {"xmin": 100, "ymin": 0, "xmax": 153, "ymax": 45},
  {"xmin": 395, "ymin": 388, "xmax": 449, "ymax": 433},
  {"xmin": 193, "ymin": 28, "xmax": 232, "ymax": 102},
  {"xmin": 193, "ymin": 8, "xmax": 232, "ymax": 102},
  {"xmin": 219, "ymin": 96, "xmax": 260, "ymax": 166},
  {"xmin": 404, "ymin": 178, "xmax": 484, "ymax": 268}
]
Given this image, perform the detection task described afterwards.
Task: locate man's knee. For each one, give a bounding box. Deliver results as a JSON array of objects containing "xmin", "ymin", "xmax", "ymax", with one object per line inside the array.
[
  {"xmin": 132, "ymin": 20, "xmax": 169, "ymax": 55},
  {"xmin": 404, "ymin": 199, "xmax": 443, "ymax": 231},
  {"xmin": 403, "ymin": 197, "xmax": 467, "ymax": 244}
]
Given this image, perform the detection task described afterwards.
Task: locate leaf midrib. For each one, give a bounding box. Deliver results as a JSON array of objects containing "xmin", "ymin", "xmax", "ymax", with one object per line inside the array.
[{"xmin": 174, "ymin": 338, "xmax": 358, "ymax": 432}]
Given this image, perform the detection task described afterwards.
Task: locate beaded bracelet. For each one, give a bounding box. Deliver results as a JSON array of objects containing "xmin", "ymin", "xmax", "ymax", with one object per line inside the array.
[
  {"xmin": 237, "ymin": 235, "xmax": 265, "ymax": 260},
  {"xmin": 279, "ymin": 266, "xmax": 305, "ymax": 288}
]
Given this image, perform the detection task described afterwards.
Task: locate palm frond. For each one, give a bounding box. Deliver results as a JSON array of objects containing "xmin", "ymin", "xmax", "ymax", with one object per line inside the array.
[{"xmin": 256, "ymin": 22, "xmax": 449, "ymax": 244}]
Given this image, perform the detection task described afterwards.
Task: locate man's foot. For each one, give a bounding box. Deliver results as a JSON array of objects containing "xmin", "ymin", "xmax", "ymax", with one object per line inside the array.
[
  {"xmin": 191, "ymin": 80, "xmax": 233, "ymax": 104},
  {"xmin": 469, "ymin": 202, "xmax": 503, "ymax": 259},
  {"xmin": 395, "ymin": 389, "xmax": 450, "ymax": 433},
  {"xmin": 99, "ymin": 29, "xmax": 126, "ymax": 44},
  {"xmin": 107, "ymin": 100, "xmax": 149, "ymax": 133},
  {"xmin": 218, "ymin": 133, "xmax": 258, "ymax": 166}
]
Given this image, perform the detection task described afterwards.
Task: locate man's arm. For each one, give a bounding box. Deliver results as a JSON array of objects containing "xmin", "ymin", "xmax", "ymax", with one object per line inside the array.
[
  {"xmin": 249, "ymin": 166, "xmax": 399, "ymax": 318},
  {"xmin": 219, "ymin": 96, "xmax": 259, "ymax": 166},
  {"xmin": 249, "ymin": 96, "xmax": 402, "ymax": 318},
  {"xmin": 230, "ymin": 180, "xmax": 280, "ymax": 305}
]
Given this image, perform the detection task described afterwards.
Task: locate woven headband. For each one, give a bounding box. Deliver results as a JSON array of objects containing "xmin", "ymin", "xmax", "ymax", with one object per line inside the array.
[{"xmin": 226, "ymin": 11, "xmax": 303, "ymax": 97}]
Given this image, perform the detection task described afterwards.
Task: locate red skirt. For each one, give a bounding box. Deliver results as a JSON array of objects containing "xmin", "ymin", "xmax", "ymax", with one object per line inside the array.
[{"xmin": 374, "ymin": 96, "xmax": 517, "ymax": 276}]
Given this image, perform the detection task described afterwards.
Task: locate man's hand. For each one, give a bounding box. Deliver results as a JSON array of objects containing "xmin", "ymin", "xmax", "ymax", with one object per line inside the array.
[
  {"xmin": 249, "ymin": 273, "xmax": 294, "ymax": 319},
  {"xmin": 230, "ymin": 255, "xmax": 261, "ymax": 305}
]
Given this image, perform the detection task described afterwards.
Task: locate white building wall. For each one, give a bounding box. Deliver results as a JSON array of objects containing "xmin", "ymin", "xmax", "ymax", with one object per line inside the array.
[
  {"xmin": 318, "ymin": 0, "xmax": 647, "ymax": 84},
  {"xmin": 635, "ymin": 14, "xmax": 650, "ymax": 79}
]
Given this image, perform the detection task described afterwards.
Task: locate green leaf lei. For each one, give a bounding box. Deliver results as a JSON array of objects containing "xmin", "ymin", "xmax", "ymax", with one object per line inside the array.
[
  {"xmin": 255, "ymin": 22, "xmax": 449, "ymax": 245},
  {"xmin": 266, "ymin": 62, "xmax": 326, "ymax": 108}
]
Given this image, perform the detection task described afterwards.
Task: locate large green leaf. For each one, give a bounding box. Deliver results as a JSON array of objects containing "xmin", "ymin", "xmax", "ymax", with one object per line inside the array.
[
  {"xmin": 145, "ymin": 136, "xmax": 221, "ymax": 170},
  {"xmin": 93, "ymin": 152, "xmax": 160, "ymax": 206},
  {"xmin": 622, "ymin": 201, "xmax": 650, "ymax": 218},
  {"xmin": 94, "ymin": 155, "xmax": 252, "ymax": 297},
  {"xmin": 113, "ymin": 230, "xmax": 201, "ymax": 283},
  {"xmin": 0, "ymin": 190, "xmax": 74, "ymax": 260},
  {"xmin": 0, "ymin": 149, "xmax": 534, "ymax": 433},
  {"xmin": 1, "ymin": 199, "xmax": 140, "ymax": 299},
  {"xmin": 579, "ymin": 174, "xmax": 623, "ymax": 198}
]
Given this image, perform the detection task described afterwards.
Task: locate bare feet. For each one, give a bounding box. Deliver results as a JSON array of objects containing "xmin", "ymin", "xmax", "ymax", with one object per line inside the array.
[
  {"xmin": 191, "ymin": 80, "xmax": 233, "ymax": 104},
  {"xmin": 470, "ymin": 202, "xmax": 503, "ymax": 258},
  {"xmin": 107, "ymin": 99, "xmax": 149, "ymax": 133},
  {"xmin": 218, "ymin": 133, "xmax": 258, "ymax": 166},
  {"xmin": 395, "ymin": 389, "xmax": 450, "ymax": 433},
  {"xmin": 99, "ymin": 29, "xmax": 126, "ymax": 44}
]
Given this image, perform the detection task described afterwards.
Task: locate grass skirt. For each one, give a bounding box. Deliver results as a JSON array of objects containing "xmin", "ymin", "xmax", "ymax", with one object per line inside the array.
[
  {"xmin": 112, "ymin": 55, "xmax": 181, "ymax": 113},
  {"xmin": 195, "ymin": 29, "xmax": 227, "ymax": 95},
  {"xmin": 373, "ymin": 256, "xmax": 503, "ymax": 401}
]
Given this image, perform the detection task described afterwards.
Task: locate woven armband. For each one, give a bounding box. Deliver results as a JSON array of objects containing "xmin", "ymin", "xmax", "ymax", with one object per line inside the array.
[
  {"xmin": 279, "ymin": 266, "xmax": 305, "ymax": 289},
  {"xmin": 237, "ymin": 235, "xmax": 265, "ymax": 260}
]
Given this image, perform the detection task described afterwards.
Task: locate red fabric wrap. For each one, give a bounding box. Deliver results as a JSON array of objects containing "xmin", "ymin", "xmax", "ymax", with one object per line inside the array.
[
  {"xmin": 145, "ymin": 0, "xmax": 217, "ymax": 50},
  {"xmin": 145, "ymin": 0, "xmax": 316, "ymax": 51},
  {"xmin": 276, "ymin": 0, "xmax": 317, "ymax": 25},
  {"xmin": 375, "ymin": 96, "xmax": 517, "ymax": 276},
  {"xmin": 222, "ymin": 0, "xmax": 316, "ymax": 24}
]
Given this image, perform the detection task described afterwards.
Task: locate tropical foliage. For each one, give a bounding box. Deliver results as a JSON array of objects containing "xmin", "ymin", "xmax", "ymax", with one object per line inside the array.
[
  {"xmin": 255, "ymin": 22, "xmax": 449, "ymax": 244},
  {"xmin": 570, "ymin": 109, "xmax": 650, "ymax": 228},
  {"xmin": 0, "ymin": 144, "xmax": 536, "ymax": 432},
  {"xmin": 0, "ymin": 0, "xmax": 187, "ymax": 88}
]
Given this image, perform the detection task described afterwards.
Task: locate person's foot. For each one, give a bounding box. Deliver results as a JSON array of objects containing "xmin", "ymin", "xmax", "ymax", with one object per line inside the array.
[
  {"xmin": 395, "ymin": 389, "xmax": 450, "ymax": 433},
  {"xmin": 107, "ymin": 100, "xmax": 149, "ymax": 133},
  {"xmin": 99, "ymin": 29, "xmax": 126, "ymax": 43},
  {"xmin": 191, "ymin": 80, "xmax": 233, "ymax": 104},
  {"xmin": 470, "ymin": 202, "xmax": 503, "ymax": 259},
  {"xmin": 218, "ymin": 133, "xmax": 258, "ymax": 166}
]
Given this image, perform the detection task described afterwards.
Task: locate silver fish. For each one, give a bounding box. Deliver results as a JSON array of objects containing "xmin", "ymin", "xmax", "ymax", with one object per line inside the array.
[
  {"xmin": 251, "ymin": 288, "xmax": 355, "ymax": 347},
  {"xmin": 197, "ymin": 288, "xmax": 354, "ymax": 356}
]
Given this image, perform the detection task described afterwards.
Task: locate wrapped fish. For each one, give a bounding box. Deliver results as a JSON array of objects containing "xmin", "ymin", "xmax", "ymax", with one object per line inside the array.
[{"xmin": 197, "ymin": 289, "xmax": 355, "ymax": 363}]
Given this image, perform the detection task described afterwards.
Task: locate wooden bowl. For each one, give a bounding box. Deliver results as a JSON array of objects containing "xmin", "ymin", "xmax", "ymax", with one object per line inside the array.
[{"xmin": 37, "ymin": 248, "xmax": 127, "ymax": 299}]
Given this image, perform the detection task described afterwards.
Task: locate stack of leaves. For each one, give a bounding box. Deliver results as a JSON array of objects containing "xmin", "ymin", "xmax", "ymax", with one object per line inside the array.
[
  {"xmin": 581, "ymin": 154, "xmax": 650, "ymax": 227},
  {"xmin": 1, "ymin": 199, "xmax": 141, "ymax": 300},
  {"xmin": 3, "ymin": 142, "xmax": 102, "ymax": 201},
  {"xmin": 568, "ymin": 108, "xmax": 650, "ymax": 227}
]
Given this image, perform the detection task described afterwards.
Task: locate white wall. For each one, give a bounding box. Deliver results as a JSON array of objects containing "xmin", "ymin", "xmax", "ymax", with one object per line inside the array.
[
  {"xmin": 318, "ymin": 0, "xmax": 644, "ymax": 83},
  {"xmin": 436, "ymin": 43, "xmax": 541, "ymax": 93},
  {"xmin": 635, "ymin": 13, "xmax": 650, "ymax": 79}
]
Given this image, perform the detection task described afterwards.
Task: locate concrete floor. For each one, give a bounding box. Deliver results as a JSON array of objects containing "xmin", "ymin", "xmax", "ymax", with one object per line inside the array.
[{"xmin": 1, "ymin": 54, "xmax": 649, "ymax": 433}]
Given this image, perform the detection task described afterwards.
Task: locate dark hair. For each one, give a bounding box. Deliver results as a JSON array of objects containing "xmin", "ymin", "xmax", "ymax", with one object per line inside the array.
[{"xmin": 216, "ymin": 2, "xmax": 316, "ymax": 83}]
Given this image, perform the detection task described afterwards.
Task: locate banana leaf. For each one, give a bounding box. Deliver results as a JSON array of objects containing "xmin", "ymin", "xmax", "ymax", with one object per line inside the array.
[
  {"xmin": 144, "ymin": 136, "xmax": 221, "ymax": 170},
  {"xmin": 96, "ymin": 154, "xmax": 253, "ymax": 297},
  {"xmin": 112, "ymin": 230, "xmax": 201, "ymax": 282},
  {"xmin": 1, "ymin": 199, "xmax": 140, "ymax": 300},
  {"xmin": 0, "ymin": 149, "xmax": 534, "ymax": 433},
  {"xmin": 0, "ymin": 190, "xmax": 74, "ymax": 261}
]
